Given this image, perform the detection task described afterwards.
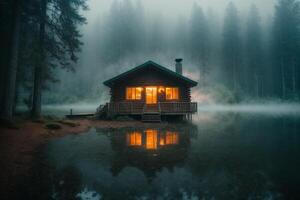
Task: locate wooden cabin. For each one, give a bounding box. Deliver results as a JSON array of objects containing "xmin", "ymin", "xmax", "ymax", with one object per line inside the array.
[{"xmin": 99, "ymin": 59, "xmax": 198, "ymax": 122}]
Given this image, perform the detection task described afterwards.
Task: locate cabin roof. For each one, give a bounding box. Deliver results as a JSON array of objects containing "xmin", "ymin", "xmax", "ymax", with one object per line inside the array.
[{"xmin": 103, "ymin": 60, "xmax": 198, "ymax": 87}]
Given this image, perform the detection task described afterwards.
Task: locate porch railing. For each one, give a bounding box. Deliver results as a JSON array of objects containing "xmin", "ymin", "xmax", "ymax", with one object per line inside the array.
[
  {"xmin": 159, "ymin": 102, "xmax": 197, "ymax": 114},
  {"xmin": 104, "ymin": 102, "xmax": 197, "ymax": 115}
]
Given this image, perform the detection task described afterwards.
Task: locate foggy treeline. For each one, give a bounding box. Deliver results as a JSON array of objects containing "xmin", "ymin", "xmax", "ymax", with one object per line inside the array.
[
  {"xmin": 51, "ymin": 0, "xmax": 300, "ymax": 104},
  {"xmin": 1, "ymin": 0, "xmax": 300, "ymax": 120}
]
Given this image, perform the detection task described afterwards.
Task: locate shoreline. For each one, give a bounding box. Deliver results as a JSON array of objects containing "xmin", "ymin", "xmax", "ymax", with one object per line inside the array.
[{"xmin": 0, "ymin": 119, "xmax": 166, "ymax": 198}]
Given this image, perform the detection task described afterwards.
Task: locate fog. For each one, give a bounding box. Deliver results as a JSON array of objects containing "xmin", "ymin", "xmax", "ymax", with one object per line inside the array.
[
  {"xmin": 84, "ymin": 0, "xmax": 275, "ymax": 22},
  {"xmin": 24, "ymin": 103, "xmax": 299, "ymax": 118},
  {"xmin": 37, "ymin": 0, "xmax": 299, "ymax": 106}
]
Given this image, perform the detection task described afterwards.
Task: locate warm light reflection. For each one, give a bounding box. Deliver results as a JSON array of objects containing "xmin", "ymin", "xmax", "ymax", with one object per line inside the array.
[
  {"xmin": 126, "ymin": 130, "xmax": 179, "ymax": 149},
  {"xmin": 165, "ymin": 131, "xmax": 179, "ymax": 145},
  {"xmin": 146, "ymin": 129, "xmax": 158, "ymax": 149},
  {"xmin": 127, "ymin": 131, "xmax": 142, "ymax": 146},
  {"xmin": 158, "ymin": 86, "xmax": 165, "ymax": 93},
  {"xmin": 159, "ymin": 137, "xmax": 165, "ymax": 145}
]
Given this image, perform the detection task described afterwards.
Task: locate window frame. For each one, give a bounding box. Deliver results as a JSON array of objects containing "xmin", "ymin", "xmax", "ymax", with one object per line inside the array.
[
  {"xmin": 126, "ymin": 87, "xmax": 143, "ymax": 100},
  {"xmin": 165, "ymin": 87, "xmax": 179, "ymax": 100}
]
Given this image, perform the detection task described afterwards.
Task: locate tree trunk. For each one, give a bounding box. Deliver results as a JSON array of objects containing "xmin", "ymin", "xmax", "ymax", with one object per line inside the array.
[
  {"xmin": 261, "ymin": 80, "xmax": 264, "ymax": 98},
  {"xmin": 1, "ymin": 0, "xmax": 21, "ymax": 120},
  {"xmin": 31, "ymin": 0, "xmax": 47, "ymax": 119},
  {"xmin": 255, "ymin": 74, "xmax": 259, "ymax": 98},
  {"xmin": 280, "ymin": 58, "xmax": 286, "ymax": 99},
  {"xmin": 292, "ymin": 58, "xmax": 296, "ymax": 98},
  {"xmin": 233, "ymin": 56, "xmax": 238, "ymax": 93}
]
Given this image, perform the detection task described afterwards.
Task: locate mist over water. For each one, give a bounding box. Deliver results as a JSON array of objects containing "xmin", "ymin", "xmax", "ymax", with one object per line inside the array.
[
  {"xmin": 31, "ymin": 102, "xmax": 300, "ymax": 118},
  {"xmin": 197, "ymin": 103, "xmax": 300, "ymax": 116}
]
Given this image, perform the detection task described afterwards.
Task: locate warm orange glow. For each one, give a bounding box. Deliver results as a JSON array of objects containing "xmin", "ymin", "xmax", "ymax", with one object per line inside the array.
[
  {"xmin": 146, "ymin": 129, "xmax": 158, "ymax": 149},
  {"xmin": 146, "ymin": 87, "xmax": 157, "ymax": 104},
  {"xmin": 166, "ymin": 87, "xmax": 179, "ymax": 100},
  {"xmin": 158, "ymin": 86, "xmax": 165, "ymax": 93},
  {"xmin": 126, "ymin": 87, "xmax": 142, "ymax": 100},
  {"xmin": 159, "ymin": 137, "xmax": 165, "ymax": 145},
  {"xmin": 127, "ymin": 132, "xmax": 142, "ymax": 146},
  {"xmin": 165, "ymin": 131, "xmax": 179, "ymax": 145}
]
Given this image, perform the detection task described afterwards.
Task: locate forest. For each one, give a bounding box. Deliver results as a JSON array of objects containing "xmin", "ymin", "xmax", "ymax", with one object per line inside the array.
[{"xmin": 1, "ymin": 0, "xmax": 300, "ymax": 120}]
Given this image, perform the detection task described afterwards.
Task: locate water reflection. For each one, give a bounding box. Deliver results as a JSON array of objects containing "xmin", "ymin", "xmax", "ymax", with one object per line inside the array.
[
  {"xmin": 126, "ymin": 130, "xmax": 179, "ymax": 149},
  {"xmin": 110, "ymin": 127, "xmax": 195, "ymax": 180},
  {"xmin": 16, "ymin": 115, "xmax": 300, "ymax": 200}
]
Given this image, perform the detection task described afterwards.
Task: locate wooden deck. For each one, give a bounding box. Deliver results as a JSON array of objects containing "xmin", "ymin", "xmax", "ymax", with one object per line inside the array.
[
  {"xmin": 66, "ymin": 113, "xmax": 94, "ymax": 119},
  {"xmin": 98, "ymin": 102, "xmax": 197, "ymax": 116}
]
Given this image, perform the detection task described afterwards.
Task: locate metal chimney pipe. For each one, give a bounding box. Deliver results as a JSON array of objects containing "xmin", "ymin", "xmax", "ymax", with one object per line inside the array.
[{"xmin": 175, "ymin": 58, "xmax": 183, "ymax": 75}]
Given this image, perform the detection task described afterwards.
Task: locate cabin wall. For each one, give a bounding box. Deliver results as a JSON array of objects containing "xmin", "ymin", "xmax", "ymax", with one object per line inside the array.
[
  {"xmin": 109, "ymin": 68, "xmax": 192, "ymax": 103},
  {"xmin": 111, "ymin": 86, "xmax": 190, "ymax": 102}
]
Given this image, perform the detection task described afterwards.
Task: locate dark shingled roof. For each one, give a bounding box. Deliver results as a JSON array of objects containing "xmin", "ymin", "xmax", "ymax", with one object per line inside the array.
[{"xmin": 103, "ymin": 60, "xmax": 198, "ymax": 87}]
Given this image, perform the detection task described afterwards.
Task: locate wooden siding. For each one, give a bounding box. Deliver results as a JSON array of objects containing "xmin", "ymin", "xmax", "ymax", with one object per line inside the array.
[{"xmin": 110, "ymin": 67, "xmax": 192, "ymax": 103}]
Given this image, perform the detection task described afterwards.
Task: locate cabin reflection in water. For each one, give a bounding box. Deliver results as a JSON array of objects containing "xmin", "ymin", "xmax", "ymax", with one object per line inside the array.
[
  {"xmin": 110, "ymin": 128, "xmax": 196, "ymax": 180},
  {"xmin": 126, "ymin": 130, "xmax": 179, "ymax": 149}
]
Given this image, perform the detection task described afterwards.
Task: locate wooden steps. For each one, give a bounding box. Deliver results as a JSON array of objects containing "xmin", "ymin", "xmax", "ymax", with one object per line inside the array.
[{"xmin": 142, "ymin": 104, "xmax": 161, "ymax": 122}]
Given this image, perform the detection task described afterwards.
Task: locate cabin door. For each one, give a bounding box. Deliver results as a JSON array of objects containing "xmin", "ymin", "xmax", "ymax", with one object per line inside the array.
[{"xmin": 145, "ymin": 87, "xmax": 157, "ymax": 104}]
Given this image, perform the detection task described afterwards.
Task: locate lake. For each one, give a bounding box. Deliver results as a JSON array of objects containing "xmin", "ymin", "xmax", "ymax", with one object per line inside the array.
[{"xmin": 17, "ymin": 109, "xmax": 300, "ymax": 200}]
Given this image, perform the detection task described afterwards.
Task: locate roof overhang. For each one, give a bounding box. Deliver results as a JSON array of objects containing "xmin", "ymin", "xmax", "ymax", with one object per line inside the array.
[{"xmin": 103, "ymin": 60, "xmax": 198, "ymax": 88}]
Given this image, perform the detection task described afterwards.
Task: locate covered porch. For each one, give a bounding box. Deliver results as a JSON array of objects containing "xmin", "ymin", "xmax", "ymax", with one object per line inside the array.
[{"xmin": 97, "ymin": 102, "xmax": 197, "ymax": 116}]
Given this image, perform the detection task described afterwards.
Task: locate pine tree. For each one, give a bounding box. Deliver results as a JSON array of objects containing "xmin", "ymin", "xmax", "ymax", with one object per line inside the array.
[
  {"xmin": 222, "ymin": 2, "xmax": 242, "ymax": 93},
  {"xmin": 272, "ymin": 0, "xmax": 300, "ymax": 99},
  {"xmin": 1, "ymin": 0, "xmax": 21, "ymax": 120},
  {"xmin": 0, "ymin": 0, "xmax": 12, "ymax": 116},
  {"xmin": 245, "ymin": 4, "xmax": 264, "ymax": 97},
  {"xmin": 189, "ymin": 3, "xmax": 210, "ymax": 86},
  {"xmin": 30, "ymin": 0, "xmax": 87, "ymax": 118}
]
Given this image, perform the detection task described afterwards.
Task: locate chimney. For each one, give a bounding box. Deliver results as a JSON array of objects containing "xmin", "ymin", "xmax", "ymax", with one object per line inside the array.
[{"xmin": 175, "ymin": 58, "xmax": 183, "ymax": 75}]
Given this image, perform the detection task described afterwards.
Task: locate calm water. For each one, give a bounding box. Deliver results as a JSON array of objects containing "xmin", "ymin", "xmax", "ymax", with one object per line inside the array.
[{"xmin": 19, "ymin": 112, "xmax": 300, "ymax": 200}]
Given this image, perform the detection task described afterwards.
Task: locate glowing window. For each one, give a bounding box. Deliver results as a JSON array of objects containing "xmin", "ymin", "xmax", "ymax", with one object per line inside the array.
[
  {"xmin": 126, "ymin": 87, "xmax": 142, "ymax": 100},
  {"xmin": 127, "ymin": 132, "xmax": 142, "ymax": 146},
  {"xmin": 146, "ymin": 129, "xmax": 158, "ymax": 149},
  {"xmin": 146, "ymin": 87, "xmax": 157, "ymax": 104},
  {"xmin": 166, "ymin": 87, "xmax": 179, "ymax": 100}
]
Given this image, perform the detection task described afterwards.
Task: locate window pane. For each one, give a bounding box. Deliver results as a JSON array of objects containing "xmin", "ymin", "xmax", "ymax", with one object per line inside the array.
[
  {"xmin": 166, "ymin": 88, "xmax": 172, "ymax": 100},
  {"xmin": 127, "ymin": 87, "xmax": 143, "ymax": 100},
  {"xmin": 132, "ymin": 88, "xmax": 135, "ymax": 99},
  {"xmin": 152, "ymin": 87, "xmax": 157, "ymax": 103},
  {"xmin": 166, "ymin": 87, "xmax": 179, "ymax": 100},
  {"xmin": 173, "ymin": 88, "xmax": 179, "ymax": 99},
  {"xmin": 136, "ymin": 87, "xmax": 142, "ymax": 100}
]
